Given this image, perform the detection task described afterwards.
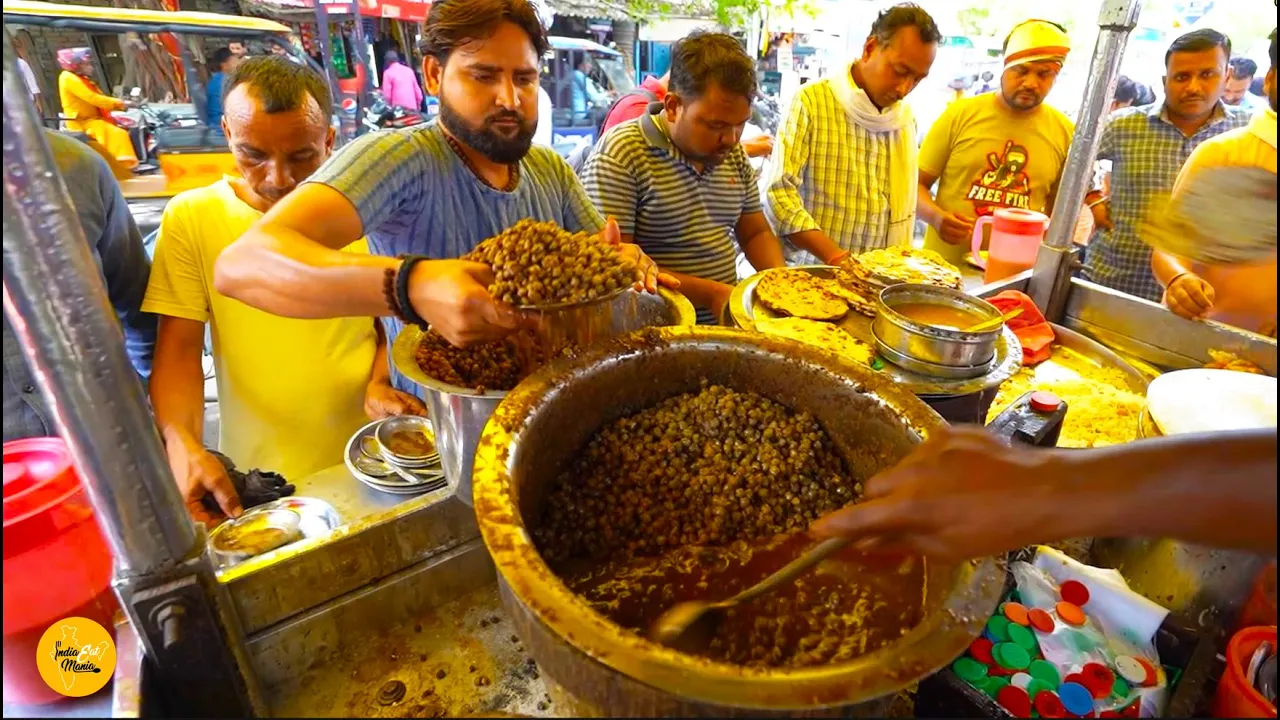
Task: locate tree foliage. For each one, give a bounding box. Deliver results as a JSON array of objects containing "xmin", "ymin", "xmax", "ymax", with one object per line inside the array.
[{"xmin": 621, "ymin": 0, "xmax": 813, "ymax": 29}]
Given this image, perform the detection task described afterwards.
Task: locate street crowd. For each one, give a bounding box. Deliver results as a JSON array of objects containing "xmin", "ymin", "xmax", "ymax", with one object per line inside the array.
[{"xmin": 4, "ymin": 0, "xmax": 1276, "ymax": 557}]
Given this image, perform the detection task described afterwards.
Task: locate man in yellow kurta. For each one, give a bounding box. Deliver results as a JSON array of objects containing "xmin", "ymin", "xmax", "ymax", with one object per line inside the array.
[
  {"xmin": 56, "ymin": 47, "xmax": 138, "ymax": 169},
  {"xmin": 1151, "ymin": 29, "xmax": 1278, "ymax": 338}
]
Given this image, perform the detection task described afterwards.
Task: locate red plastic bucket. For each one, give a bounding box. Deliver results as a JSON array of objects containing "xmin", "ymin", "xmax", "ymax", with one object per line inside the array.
[
  {"xmin": 1212, "ymin": 625, "xmax": 1278, "ymax": 718},
  {"xmin": 3, "ymin": 437, "xmax": 118, "ymax": 705}
]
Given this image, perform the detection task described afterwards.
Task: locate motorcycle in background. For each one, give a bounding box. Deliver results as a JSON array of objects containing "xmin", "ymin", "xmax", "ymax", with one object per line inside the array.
[{"xmin": 361, "ymin": 90, "xmax": 428, "ymax": 134}]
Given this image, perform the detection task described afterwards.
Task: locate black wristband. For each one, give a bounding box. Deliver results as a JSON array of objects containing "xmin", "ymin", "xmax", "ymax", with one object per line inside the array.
[{"xmin": 395, "ymin": 254, "xmax": 430, "ymax": 328}]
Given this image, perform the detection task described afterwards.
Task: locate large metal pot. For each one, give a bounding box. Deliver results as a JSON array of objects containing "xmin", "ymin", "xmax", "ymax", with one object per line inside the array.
[
  {"xmin": 873, "ymin": 284, "xmax": 1003, "ymax": 375},
  {"xmin": 392, "ymin": 288, "xmax": 696, "ymax": 505},
  {"xmin": 471, "ymin": 327, "xmax": 1005, "ymax": 716}
]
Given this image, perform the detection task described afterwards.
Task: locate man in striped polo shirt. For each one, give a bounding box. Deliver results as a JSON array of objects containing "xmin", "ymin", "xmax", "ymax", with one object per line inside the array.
[
  {"xmin": 581, "ymin": 32, "xmax": 786, "ymax": 323},
  {"xmin": 211, "ymin": 0, "xmax": 667, "ymax": 395}
]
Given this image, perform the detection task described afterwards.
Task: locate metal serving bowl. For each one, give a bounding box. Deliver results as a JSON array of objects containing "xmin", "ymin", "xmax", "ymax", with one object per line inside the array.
[
  {"xmin": 872, "ymin": 284, "xmax": 1003, "ymax": 373},
  {"xmin": 374, "ymin": 415, "xmax": 439, "ymax": 467},
  {"xmin": 472, "ymin": 327, "xmax": 1004, "ymax": 715},
  {"xmin": 392, "ymin": 287, "xmax": 697, "ymax": 506}
]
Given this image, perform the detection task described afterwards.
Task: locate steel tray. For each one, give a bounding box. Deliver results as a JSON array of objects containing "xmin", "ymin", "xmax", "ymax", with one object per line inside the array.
[{"xmin": 729, "ymin": 265, "xmax": 1023, "ymax": 397}]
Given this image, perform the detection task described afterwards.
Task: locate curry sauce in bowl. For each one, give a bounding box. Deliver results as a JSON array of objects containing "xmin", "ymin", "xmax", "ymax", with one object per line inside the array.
[
  {"xmin": 889, "ymin": 302, "xmax": 986, "ymax": 331},
  {"xmin": 374, "ymin": 416, "xmax": 439, "ymax": 466},
  {"xmin": 873, "ymin": 284, "xmax": 1004, "ymax": 371}
]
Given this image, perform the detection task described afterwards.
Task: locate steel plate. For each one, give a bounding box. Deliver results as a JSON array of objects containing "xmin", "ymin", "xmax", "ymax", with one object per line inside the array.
[
  {"xmin": 729, "ymin": 266, "xmax": 1023, "ymax": 397},
  {"xmin": 344, "ymin": 419, "xmax": 447, "ymax": 495}
]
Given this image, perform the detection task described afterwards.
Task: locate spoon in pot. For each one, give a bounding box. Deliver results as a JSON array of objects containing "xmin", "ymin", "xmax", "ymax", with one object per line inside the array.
[
  {"xmin": 962, "ymin": 307, "xmax": 1024, "ymax": 333},
  {"xmin": 648, "ymin": 536, "xmax": 850, "ymax": 652}
]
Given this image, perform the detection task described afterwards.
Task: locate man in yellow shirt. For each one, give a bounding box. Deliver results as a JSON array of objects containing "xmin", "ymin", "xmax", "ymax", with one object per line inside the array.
[
  {"xmin": 1152, "ymin": 30, "xmax": 1277, "ymax": 338},
  {"xmin": 917, "ymin": 20, "xmax": 1075, "ymax": 265},
  {"xmin": 144, "ymin": 57, "xmax": 424, "ymax": 522}
]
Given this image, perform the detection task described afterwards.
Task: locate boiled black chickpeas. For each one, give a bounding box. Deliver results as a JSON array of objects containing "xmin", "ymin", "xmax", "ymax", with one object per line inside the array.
[
  {"xmin": 464, "ymin": 219, "xmax": 634, "ymax": 307},
  {"xmin": 534, "ymin": 383, "xmax": 853, "ymax": 563}
]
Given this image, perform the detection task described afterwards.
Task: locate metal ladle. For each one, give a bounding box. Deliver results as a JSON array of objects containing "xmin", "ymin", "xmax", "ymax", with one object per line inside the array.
[{"xmin": 649, "ymin": 537, "xmax": 850, "ymax": 652}]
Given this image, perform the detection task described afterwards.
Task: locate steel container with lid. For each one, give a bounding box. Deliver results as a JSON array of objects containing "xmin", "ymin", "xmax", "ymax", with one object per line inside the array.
[
  {"xmin": 872, "ymin": 283, "xmax": 1004, "ymax": 374},
  {"xmin": 471, "ymin": 327, "xmax": 1005, "ymax": 716},
  {"xmin": 393, "ymin": 287, "xmax": 697, "ymax": 506}
]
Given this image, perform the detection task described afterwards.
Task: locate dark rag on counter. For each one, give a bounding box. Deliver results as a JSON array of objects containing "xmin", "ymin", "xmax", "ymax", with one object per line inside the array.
[
  {"xmin": 988, "ymin": 291, "xmax": 1055, "ymax": 366},
  {"xmin": 200, "ymin": 450, "xmax": 296, "ymax": 515}
]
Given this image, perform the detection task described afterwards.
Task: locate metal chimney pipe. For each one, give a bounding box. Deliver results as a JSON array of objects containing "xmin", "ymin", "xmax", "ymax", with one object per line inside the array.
[
  {"xmin": 1027, "ymin": 0, "xmax": 1142, "ymax": 321},
  {"xmin": 2, "ymin": 33, "xmax": 196, "ymax": 577}
]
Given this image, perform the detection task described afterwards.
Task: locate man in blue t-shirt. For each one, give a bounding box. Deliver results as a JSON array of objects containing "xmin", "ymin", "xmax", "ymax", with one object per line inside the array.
[
  {"xmin": 211, "ymin": 0, "xmax": 669, "ymax": 397},
  {"xmin": 205, "ymin": 47, "xmax": 240, "ymax": 128}
]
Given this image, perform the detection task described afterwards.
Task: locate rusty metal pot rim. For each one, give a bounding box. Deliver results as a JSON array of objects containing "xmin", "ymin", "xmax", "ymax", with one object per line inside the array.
[{"xmin": 472, "ymin": 326, "xmax": 1004, "ymax": 710}]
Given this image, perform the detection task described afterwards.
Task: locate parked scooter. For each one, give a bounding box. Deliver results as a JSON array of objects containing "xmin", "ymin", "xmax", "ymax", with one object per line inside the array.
[{"xmin": 361, "ymin": 90, "xmax": 428, "ymax": 134}]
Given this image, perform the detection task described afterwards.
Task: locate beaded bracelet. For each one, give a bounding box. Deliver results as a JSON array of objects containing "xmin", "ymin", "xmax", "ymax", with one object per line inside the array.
[{"xmin": 395, "ymin": 254, "xmax": 430, "ymax": 328}]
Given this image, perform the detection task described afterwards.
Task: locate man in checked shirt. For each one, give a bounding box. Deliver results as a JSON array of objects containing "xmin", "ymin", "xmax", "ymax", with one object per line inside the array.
[
  {"xmin": 1082, "ymin": 29, "xmax": 1251, "ymax": 302},
  {"xmin": 765, "ymin": 4, "xmax": 941, "ymax": 265}
]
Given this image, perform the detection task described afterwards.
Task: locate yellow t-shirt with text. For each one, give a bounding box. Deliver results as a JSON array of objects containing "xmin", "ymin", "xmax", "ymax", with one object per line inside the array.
[
  {"xmin": 919, "ymin": 93, "xmax": 1075, "ymax": 265},
  {"xmin": 143, "ymin": 179, "xmax": 377, "ymax": 480}
]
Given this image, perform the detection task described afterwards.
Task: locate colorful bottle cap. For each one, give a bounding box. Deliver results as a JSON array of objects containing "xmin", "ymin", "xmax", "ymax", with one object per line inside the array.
[
  {"xmin": 1027, "ymin": 608, "xmax": 1056, "ymax": 633},
  {"xmin": 1060, "ymin": 579, "xmax": 1090, "ymax": 606},
  {"xmin": 1135, "ymin": 657, "xmax": 1160, "ymax": 686},
  {"xmin": 1026, "ymin": 678, "xmax": 1054, "ymax": 699},
  {"xmin": 1114, "ymin": 655, "xmax": 1147, "ymax": 685},
  {"xmin": 1011, "ymin": 672, "xmax": 1034, "ymax": 689},
  {"xmin": 1030, "ymin": 391, "xmax": 1063, "ymax": 413},
  {"xmin": 1056, "ymin": 601, "xmax": 1087, "ymax": 627},
  {"xmin": 1003, "ymin": 601, "xmax": 1031, "ymax": 626},
  {"xmin": 1034, "ymin": 690, "xmax": 1067, "ymax": 718},
  {"xmin": 1063, "ymin": 672, "xmax": 1087, "ymax": 687},
  {"xmin": 1009, "ymin": 623, "xmax": 1039, "ymax": 652},
  {"xmin": 988, "ymin": 615, "xmax": 1013, "ymax": 642},
  {"xmin": 970, "ymin": 637, "xmax": 996, "ymax": 664},
  {"xmin": 1029, "ymin": 659, "xmax": 1061, "ymax": 687},
  {"xmin": 1122, "ymin": 698, "xmax": 1142, "ymax": 717},
  {"xmin": 1058, "ymin": 682, "xmax": 1094, "ymax": 716},
  {"xmin": 1112, "ymin": 675, "xmax": 1131, "ymax": 698},
  {"xmin": 1082, "ymin": 662, "xmax": 1116, "ymax": 699},
  {"xmin": 995, "ymin": 642, "xmax": 1032, "ymax": 670},
  {"xmin": 984, "ymin": 675, "xmax": 1012, "ymax": 699},
  {"xmin": 997, "ymin": 684, "xmax": 1033, "ymax": 718},
  {"xmin": 953, "ymin": 656, "xmax": 989, "ymax": 683}
]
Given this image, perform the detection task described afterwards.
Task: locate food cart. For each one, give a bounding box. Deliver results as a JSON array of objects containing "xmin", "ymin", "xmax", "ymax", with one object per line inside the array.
[{"xmin": 1, "ymin": 0, "xmax": 1274, "ymax": 714}]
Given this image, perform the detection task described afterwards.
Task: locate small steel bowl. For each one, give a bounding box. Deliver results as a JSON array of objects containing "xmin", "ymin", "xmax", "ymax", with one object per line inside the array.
[
  {"xmin": 209, "ymin": 508, "xmax": 303, "ymax": 565},
  {"xmin": 375, "ymin": 416, "xmax": 438, "ymax": 467},
  {"xmin": 872, "ymin": 284, "xmax": 1003, "ymax": 369},
  {"xmin": 871, "ymin": 325, "xmax": 996, "ymax": 380}
]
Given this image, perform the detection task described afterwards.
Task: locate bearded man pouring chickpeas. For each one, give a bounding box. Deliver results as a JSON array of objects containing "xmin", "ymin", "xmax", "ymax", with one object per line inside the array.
[{"xmin": 214, "ymin": 0, "xmax": 674, "ymax": 399}]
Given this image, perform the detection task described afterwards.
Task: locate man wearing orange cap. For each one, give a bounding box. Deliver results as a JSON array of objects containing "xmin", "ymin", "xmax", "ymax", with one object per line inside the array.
[{"xmin": 916, "ymin": 19, "xmax": 1076, "ymax": 266}]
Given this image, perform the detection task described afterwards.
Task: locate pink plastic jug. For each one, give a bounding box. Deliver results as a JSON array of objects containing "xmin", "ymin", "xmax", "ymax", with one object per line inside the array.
[{"xmin": 971, "ymin": 208, "xmax": 1049, "ymax": 283}]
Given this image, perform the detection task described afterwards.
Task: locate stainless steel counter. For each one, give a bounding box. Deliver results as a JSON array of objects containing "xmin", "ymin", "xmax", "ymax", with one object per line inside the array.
[
  {"xmin": 289, "ymin": 463, "xmax": 412, "ymax": 526},
  {"xmin": 265, "ymin": 578, "xmax": 554, "ymax": 718}
]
